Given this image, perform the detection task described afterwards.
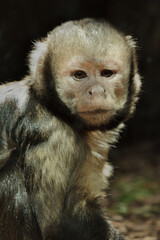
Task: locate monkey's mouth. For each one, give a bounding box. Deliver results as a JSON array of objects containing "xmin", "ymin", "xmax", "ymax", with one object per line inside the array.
[
  {"xmin": 78, "ymin": 109, "xmax": 111, "ymax": 115},
  {"xmin": 78, "ymin": 108, "xmax": 114, "ymax": 126}
]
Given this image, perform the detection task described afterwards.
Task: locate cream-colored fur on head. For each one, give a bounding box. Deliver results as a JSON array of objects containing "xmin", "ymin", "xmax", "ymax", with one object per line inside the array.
[{"xmin": 29, "ymin": 19, "xmax": 133, "ymax": 74}]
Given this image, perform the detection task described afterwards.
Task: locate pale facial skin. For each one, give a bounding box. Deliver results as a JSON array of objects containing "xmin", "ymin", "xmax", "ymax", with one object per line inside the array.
[{"xmin": 56, "ymin": 55, "xmax": 130, "ymax": 127}]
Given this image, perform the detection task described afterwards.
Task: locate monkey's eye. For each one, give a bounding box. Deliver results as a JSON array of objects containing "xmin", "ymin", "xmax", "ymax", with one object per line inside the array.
[
  {"xmin": 101, "ymin": 69, "xmax": 114, "ymax": 78},
  {"xmin": 73, "ymin": 70, "xmax": 87, "ymax": 80}
]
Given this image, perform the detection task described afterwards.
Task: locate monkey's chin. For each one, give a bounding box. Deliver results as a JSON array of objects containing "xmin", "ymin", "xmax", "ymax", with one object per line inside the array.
[{"xmin": 78, "ymin": 109, "xmax": 114, "ymax": 128}]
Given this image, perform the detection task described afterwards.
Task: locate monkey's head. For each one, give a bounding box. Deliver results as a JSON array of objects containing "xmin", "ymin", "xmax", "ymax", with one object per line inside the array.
[{"xmin": 29, "ymin": 19, "xmax": 141, "ymax": 131}]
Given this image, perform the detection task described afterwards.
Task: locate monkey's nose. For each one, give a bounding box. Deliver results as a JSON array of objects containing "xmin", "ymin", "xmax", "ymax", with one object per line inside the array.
[{"xmin": 88, "ymin": 85, "xmax": 106, "ymax": 98}]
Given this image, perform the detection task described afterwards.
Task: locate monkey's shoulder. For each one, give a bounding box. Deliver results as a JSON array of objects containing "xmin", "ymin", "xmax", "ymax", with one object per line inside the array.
[
  {"xmin": 0, "ymin": 79, "xmax": 30, "ymax": 112},
  {"xmin": 0, "ymin": 78, "xmax": 61, "ymax": 140}
]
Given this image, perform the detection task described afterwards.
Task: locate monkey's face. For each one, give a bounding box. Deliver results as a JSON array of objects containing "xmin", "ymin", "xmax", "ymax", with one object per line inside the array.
[
  {"xmin": 55, "ymin": 54, "xmax": 131, "ymax": 129},
  {"xmin": 30, "ymin": 20, "xmax": 141, "ymax": 130}
]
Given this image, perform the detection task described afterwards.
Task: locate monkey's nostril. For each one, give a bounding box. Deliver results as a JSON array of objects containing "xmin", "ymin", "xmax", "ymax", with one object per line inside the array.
[{"xmin": 89, "ymin": 90, "xmax": 92, "ymax": 95}]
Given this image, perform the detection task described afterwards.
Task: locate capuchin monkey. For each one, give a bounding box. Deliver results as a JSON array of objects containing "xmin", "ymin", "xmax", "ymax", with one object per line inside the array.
[{"xmin": 0, "ymin": 19, "xmax": 141, "ymax": 240}]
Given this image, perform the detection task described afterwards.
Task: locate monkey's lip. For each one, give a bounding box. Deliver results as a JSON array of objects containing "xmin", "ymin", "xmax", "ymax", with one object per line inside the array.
[{"xmin": 78, "ymin": 109, "xmax": 111, "ymax": 115}]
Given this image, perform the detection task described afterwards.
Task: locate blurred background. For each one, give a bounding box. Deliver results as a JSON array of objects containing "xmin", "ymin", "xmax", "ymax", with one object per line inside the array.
[{"xmin": 0, "ymin": 0, "xmax": 160, "ymax": 238}]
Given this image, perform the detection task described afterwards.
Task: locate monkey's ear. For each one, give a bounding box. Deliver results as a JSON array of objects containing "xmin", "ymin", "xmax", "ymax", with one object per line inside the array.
[
  {"xmin": 28, "ymin": 39, "xmax": 48, "ymax": 79},
  {"xmin": 126, "ymin": 35, "xmax": 142, "ymax": 95},
  {"xmin": 125, "ymin": 35, "xmax": 137, "ymax": 48}
]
